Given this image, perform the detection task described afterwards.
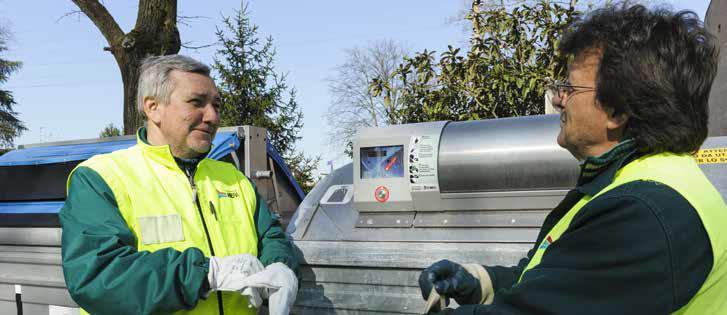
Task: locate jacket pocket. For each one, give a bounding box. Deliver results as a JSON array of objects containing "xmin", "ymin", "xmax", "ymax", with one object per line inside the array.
[{"xmin": 137, "ymin": 214, "xmax": 185, "ymax": 245}]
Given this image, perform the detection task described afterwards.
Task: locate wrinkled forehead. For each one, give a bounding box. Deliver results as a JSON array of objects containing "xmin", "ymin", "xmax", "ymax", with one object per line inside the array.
[{"xmin": 167, "ymin": 70, "xmax": 219, "ymax": 98}]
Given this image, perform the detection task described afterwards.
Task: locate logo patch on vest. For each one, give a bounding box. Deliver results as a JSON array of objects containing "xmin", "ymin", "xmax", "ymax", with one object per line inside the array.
[
  {"xmin": 539, "ymin": 235, "xmax": 554, "ymax": 250},
  {"xmin": 217, "ymin": 190, "xmax": 239, "ymax": 199}
]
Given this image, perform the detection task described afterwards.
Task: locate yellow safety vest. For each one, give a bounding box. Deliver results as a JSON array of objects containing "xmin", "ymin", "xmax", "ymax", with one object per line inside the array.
[
  {"xmin": 71, "ymin": 134, "xmax": 259, "ymax": 315},
  {"xmin": 519, "ymin": 153, "xmax": 727, "ymax": 314}
]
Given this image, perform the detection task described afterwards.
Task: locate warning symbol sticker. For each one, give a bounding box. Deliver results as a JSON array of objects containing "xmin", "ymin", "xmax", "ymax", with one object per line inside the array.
[
  {"xmin": 694, "ymin": 148, "xmax": 727, "ymax": 164},
  {"xmin": 374, "ymin": 186, "xmax": 390, "ymax": 203}
]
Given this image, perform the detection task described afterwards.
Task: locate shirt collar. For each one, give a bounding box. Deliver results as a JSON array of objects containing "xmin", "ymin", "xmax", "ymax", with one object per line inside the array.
[{"xmin": 576, "ymin": 139, "xmax": 640, "ymax": 196}]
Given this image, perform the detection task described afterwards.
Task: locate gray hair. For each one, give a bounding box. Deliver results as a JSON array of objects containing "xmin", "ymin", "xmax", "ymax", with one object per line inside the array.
[{"xmin": 137, "ymin": 54, "xmax": 211, "ymax": 118}]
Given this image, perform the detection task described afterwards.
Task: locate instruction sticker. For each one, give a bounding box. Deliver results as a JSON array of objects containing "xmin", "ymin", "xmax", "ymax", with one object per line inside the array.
[
  {"xmin": 409, "ymin": 134, "xmax": 440, "ymax": 191},
  {"xmin": 694, "ymin": 148, "xmax": 727, "ymax": 164}
]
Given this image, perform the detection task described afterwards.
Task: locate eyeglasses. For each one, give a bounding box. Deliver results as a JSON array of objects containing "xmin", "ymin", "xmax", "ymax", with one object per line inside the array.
[{"xmin": 547, "ymin": 81, "xmax": 596, "ymax": 101}]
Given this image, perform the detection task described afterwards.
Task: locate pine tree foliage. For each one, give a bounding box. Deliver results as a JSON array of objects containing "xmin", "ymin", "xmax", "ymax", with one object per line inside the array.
[
  {"xmin": 99, "ymin": 123, "xmax": 122, "ymax": 138},
  {"xmin": 0, "ymin": 26, "xmax": 25, "ymax": 148},
  {"xmin": 213, "ymin": 6, "xmax": 319, "ymax": 192}
]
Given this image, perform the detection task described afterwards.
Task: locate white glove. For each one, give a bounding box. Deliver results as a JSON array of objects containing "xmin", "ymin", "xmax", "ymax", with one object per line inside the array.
[
  {"xmin": 238, "ymin": 262, "xmax": 298, "ymax": 315},
  {"xmin": 207, "ymin": 254, "xmax": 265, "ymax": 308}
]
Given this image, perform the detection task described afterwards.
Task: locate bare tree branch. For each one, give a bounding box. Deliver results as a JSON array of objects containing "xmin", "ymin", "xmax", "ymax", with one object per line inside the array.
[
  {"xmin": 325, "ymin": 39, "xmax": 409, "ymax": 155},
  {"xmin": 56, "ymin": 10, "xmax": 83, "ymax": 23},
  {"xmin": 178, "ymin": 15, "xmax": 211, "ymax": 19},
  {"xmin": 71, "ymin": 0, "xmax": 125, "ymax": 46},
  {"xmin": 177, "ymin": 14, "xmax": 211, "ymax": 25},
  {"xmin": 181, "ymin": 41, "xmax": 217, "ymax": 50}
]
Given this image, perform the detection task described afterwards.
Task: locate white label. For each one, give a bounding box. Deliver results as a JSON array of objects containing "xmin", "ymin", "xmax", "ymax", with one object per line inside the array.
[
  {"xmin": 49, "ymin": 305, "xmax": 80, "ymax": 315},
  {"xmin": 14, "ymin": 284, "xmax": 21, "ymax": 294},
  {"xmin": 409, "ymin": 135, "xmax": 439, "ymax": 191},
  {"xmin": 137, "ymin": 214, "xmax": 185, "ymax": 245}
]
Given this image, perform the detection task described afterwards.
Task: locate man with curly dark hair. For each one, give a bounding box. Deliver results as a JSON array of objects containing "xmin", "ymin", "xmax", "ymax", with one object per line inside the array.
[{"xmin": 418, "ymin": 3, "xmax": 727, "ymax": 314}]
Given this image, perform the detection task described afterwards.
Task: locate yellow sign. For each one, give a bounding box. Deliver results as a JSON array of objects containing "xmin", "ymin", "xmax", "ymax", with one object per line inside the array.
[{"xmin": 694, "ymin": 148, "xmax": 727, "ymax": 164}]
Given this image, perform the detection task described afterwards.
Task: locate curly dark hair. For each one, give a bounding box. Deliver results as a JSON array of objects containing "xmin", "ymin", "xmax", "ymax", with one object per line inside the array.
[{"xmin": 558, "ymin": 3, "xmax": 718, "ymax": 154}]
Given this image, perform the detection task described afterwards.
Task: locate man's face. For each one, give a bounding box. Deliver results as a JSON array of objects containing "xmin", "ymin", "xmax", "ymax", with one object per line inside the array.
[
  {"xmin": 553, "ymin": 52, "xmax": 623, "ymax": 160},
  {"xmin": 151, "ymin": 70, "xmax": 221, "ymax": 158}
]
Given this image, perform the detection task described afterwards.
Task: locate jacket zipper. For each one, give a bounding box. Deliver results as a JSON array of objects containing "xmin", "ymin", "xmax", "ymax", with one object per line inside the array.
[{"xmin": 184, "ymin": 166, "xmax": 225, "ymax": 315}]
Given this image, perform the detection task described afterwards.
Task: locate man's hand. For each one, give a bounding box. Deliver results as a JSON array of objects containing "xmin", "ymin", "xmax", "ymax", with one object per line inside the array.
[
  {"xmin": 207, "ymin": 254, "xmax": 265, "ymax": 307},
  {"xmin": 419, "ymin": 259, "xmax": 482, "ymax": 305},
  {"xmin": 238, "ymin": 262, "xmax": 298, "ymax": 315}
]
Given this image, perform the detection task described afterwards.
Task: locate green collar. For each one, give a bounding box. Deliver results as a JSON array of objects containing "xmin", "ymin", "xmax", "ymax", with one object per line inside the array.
[
  {"xmin": 576, "ymin": 139, "xmax": 640, "ymax": 196},
  {"xmin": 138, "ymin": 127, "xmax": 150, "ymax": 145}
]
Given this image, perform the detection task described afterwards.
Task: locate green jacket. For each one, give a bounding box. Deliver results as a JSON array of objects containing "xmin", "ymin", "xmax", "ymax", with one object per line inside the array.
[{"xmin": 59, "ymin": 129, "xmax": 298, "ymax": 314}]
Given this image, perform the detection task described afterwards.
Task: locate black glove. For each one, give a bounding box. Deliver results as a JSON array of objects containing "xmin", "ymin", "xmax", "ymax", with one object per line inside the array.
[{"xmin": 419, "ymin": 259, "xmax": 482, "ymax": 305}]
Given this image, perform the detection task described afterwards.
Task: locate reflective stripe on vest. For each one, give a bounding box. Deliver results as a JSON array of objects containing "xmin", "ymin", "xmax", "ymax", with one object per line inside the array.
[
  {"xmin": 518, "ymin": 153, "xmax": 727, "ymax": 314},
  {"xmin": 70, "ymin": 137, "xmax": 259, "ymax": 315}
]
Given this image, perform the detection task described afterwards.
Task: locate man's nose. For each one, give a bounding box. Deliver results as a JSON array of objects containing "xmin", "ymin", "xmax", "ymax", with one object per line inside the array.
[
  {"xmin": 551, "ymin": 94, "xmax": 564, "ymax": 112},
  {"xmin": 551, "ymin": 94, "xmax": 565, "ymax": 111},
  {"xmin": 203, "ymin": 103, "xmax": 220, "ymax": 125}
]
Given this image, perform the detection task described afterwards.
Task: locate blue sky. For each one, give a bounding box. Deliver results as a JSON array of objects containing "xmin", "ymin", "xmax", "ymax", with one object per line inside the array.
[{"xmin": 0, "ymin": 0, "xmax": 711, "ymax": 174}]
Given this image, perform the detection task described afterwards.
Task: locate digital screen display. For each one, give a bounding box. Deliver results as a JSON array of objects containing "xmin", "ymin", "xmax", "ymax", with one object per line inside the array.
[
  {"xmin": 327, "ymin": 187, "xmax": 349, "ymax": 203},
  {"xmin": 360, "ymin": 145, "xmax": 404, "ymax": 179}
]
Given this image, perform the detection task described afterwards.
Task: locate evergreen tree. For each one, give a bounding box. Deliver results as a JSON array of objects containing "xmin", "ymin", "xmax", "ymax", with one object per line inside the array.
[
  {"xmin": 213, "ymin": 6, "xmax": 319, "ymax": 193},
  {"xmin": 99, "ymin": 123, "xmax": 122, "ymax": 138},
  {"xmin": 0, "ymin": 26, "xmax": 25, "ymax": 148}
]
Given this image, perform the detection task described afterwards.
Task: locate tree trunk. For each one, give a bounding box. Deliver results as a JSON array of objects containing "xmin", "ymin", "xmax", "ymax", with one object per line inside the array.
[
  {"xmin": 72, "ymin": 0, "xmax": 181, "ymax": 135},
  {"xmin": 119, "ymin": 57, "xmax": 144, "ymax": 135}
]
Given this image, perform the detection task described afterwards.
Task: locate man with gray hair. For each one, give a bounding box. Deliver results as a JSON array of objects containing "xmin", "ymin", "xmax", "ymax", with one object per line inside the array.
[{"xmin": 60, "ymin": 54, "xmax": 298, "ymax": 315}]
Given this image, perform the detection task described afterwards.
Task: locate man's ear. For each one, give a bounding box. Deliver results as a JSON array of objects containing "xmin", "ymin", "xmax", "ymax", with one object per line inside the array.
[
  {"xmin": 606, "ymin": 111, "xmax": 629, "ymax": 131},
  {"xmin": 143, "ymin": 97, "xmax": 162, "ymax": 124}
]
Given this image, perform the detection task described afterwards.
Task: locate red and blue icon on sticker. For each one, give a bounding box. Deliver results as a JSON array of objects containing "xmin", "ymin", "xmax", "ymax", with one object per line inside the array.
[{"xmin": 374, "ymin": 185, "xmax": 390, "ymax": 203}]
